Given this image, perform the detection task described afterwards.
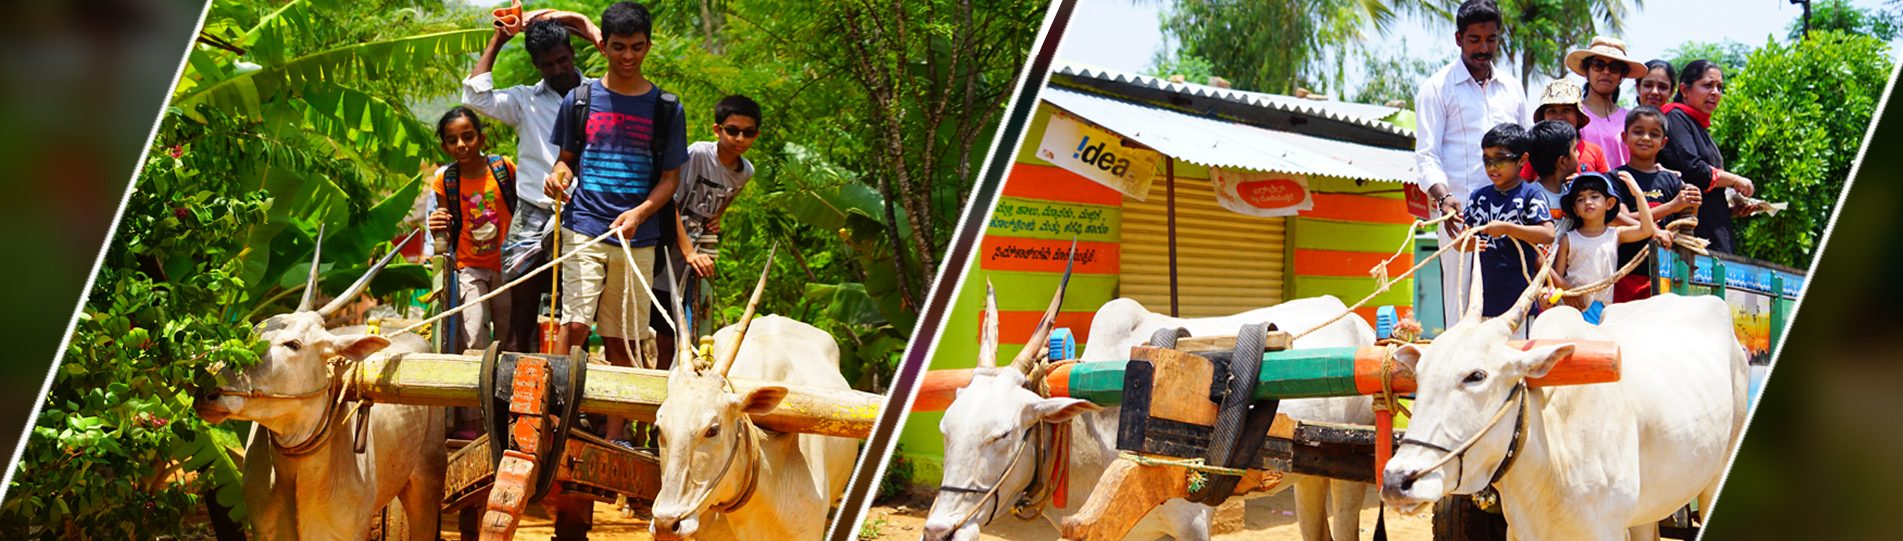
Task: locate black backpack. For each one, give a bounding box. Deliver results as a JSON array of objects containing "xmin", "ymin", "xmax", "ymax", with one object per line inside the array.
[
  {"xmin": 440, "ymin": 155, "xmax": 516, "ymax": 252},
  {"xmin": 571, "ymin": 80, "xmax": 678, "ymax": 189}
]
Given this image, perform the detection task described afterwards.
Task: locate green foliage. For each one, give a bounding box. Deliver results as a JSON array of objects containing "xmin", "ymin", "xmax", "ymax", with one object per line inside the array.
[
  {"xmin": 1155, "ymin": 0, "xmax": 1445, "ymax": 94},
  {"xmin": 1713, "ymin": 30, "xmax": 1893, "ymax": 267},
  {"xmin": 1666, "ymin": 39, "xmax": 1756, "ymax": 75},
  {"xmin": 1157, "ymin": 0, "xmax": 1329, "ymax": 93},
  {"xmin": 1351, "ymin": 40, "xmax": 1446, "ymax": 108},
  {"xmin": 1787, "ymin": 0, "xmax": 1900, "ymax": 41},
  {"xmin": 1144, "ymin": 49, "xmax": 1217, "ymax": 86},
  {"xmin": 1496, "ymin": 0, "xmax": 1633, "ymax": 87},
  {"xmin": 0, "ymin": 118, "xmax": 273, "ymax": 539},
  {"xmin": 877, "ymin": 443, "xmax": 916, "ymax": 503}
]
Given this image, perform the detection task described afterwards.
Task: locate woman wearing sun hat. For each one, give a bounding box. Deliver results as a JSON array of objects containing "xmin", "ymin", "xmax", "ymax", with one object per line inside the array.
[{"xmin": 1565, "ymin": 36, "xmax": 1649, "ymax": 169}]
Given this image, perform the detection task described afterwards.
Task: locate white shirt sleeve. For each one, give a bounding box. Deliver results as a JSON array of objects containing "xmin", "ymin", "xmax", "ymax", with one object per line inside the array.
[
  {"xmin": 1414, "ymin": 76, "xmax": 1450, "ymax": 194},
  {"xmin": 460, "ymin": 72, "xmax": 524, "ymax": 127}
]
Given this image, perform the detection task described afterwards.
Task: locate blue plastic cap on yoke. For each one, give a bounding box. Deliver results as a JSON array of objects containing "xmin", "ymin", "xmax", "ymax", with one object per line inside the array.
[
  {"xmin": 1376, "ymin": 306, "xmax": 1397, "ymax": 341},
  {"xmin": 1049, "ymin": 328, "xmax": 1076, "ymax": 361}
]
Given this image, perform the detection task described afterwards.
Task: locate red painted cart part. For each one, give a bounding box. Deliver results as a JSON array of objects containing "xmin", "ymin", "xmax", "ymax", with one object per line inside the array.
[
  {"xmin": 1375, "ymin": 408, "xmax": 1393, "ymax": 488},
  {"xmin": 480, "ymin": 450, "xmax": 538, "ymax": 541}
]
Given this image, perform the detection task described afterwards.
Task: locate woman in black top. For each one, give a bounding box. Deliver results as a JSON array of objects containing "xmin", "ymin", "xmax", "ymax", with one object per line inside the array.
[{"xmin": 1656, "ymin": 59, "xmax": 1757, "ymax": 254}]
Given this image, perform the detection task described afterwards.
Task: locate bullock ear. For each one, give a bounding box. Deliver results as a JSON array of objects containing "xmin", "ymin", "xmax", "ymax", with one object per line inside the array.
[
  {"xmin": 737, "ymin": 386, "xmax": 788, "ymax": 415},
  {"xmin": 1028, "ymin": 397, "xmax": 1103, "ymax": 424},
  {"xmin": 327, "ymin": 334, "xmax": 392, "ymax": 361},
  {"xmin": 1512, "ymin": 343, "xmax": 1573, "ymax": 379},
  {"xmin": 1391, "ymin": 344, "xmax": 1426, "ymax": 374}
]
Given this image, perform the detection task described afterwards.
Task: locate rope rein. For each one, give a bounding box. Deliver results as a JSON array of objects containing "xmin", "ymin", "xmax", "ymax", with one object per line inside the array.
[
  {"xmin": 684, "ymin": 414, "xmax": 762, "ymax": 515},
  {"xmin": 1394, "ymin": 382, "xmax": 1527, "ymax": 486},
  {"xmin": 939, "ymin": 427, "xmax": 1037, "ymax": 528}
]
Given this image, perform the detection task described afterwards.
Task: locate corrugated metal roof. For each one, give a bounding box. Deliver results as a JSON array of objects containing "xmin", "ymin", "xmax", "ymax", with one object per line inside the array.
[
  {"xmin": 1053, "ymin": 60, "xmax": 1415, "ymax": 139},
  {"xmin": 1043, "ymin": 88, "xmax": 1413, "ymax": 184},
  {"xmin": 1252, "ymin": 129, "xmax": 1418, "ymax": 185}
]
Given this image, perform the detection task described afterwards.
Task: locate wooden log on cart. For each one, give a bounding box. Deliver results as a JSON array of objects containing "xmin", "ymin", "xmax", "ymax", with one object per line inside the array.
[
  {"xmin": 912, "ymin": 339, "xmax": 1621, "ymax": 411},
  {"xmin": 339, "ymin": 352, "xmax": 881, "ymax": 439}
]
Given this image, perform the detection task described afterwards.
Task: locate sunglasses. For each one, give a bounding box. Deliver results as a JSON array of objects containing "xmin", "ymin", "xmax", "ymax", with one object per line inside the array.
[
  {"xmin": 1483, "ymin": 153, "xmax": 1522, "ymax": 168},
  {"xmin": 720, "ymin": 125, "xmax": 760, "ymax": 138},
  {"xmin": 1585, "ymin": 57, "xmax": 1629, "ymax": 74}
]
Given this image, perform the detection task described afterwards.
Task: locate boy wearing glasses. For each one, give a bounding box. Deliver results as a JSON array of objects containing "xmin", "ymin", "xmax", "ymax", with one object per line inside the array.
[
  {"xmin": 1457, "ymin": 122, "xmax": 1554, "ymax": 328},
  {"xmin": 653, "ymin": 94, "xmax": 763, "ymax": 363}
]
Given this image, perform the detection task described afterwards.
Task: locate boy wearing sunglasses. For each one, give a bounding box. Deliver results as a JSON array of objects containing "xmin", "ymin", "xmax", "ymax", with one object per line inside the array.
[
  {"xmin": 653, "ymin": 94, "xmax": 763, "ymax": 361},
  {"xmin": 1454, "ymin": 122, "xmax": 1553, "ymax": 334}
]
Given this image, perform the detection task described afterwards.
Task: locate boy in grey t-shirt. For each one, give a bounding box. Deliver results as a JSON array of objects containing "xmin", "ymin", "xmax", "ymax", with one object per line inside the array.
[{"xmin": 654, "ymin": 95, "xmax": 761, "ymax": 363}]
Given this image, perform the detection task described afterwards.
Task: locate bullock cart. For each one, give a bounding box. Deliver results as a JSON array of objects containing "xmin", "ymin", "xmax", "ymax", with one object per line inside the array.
[
  {"xmin": 914, "ymin": 324, "xmax": 1621, "ymax": 540},
  {"xmin": 343, "ymin": 344, "xmax": 882, "ymax": 540}
]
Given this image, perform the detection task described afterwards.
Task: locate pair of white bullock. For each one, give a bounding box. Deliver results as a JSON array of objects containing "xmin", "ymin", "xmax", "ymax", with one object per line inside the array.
[
  {"xmin": 195, "ymin": 241, "xmax": 853, "ymax": 541},
  {"xmin": 927, "ymin": 273, "xmax": 1745, "ymax": 539},
  {"xmin": 924, "ymin": 285, "xmax": 1378, "ymax": 541}
]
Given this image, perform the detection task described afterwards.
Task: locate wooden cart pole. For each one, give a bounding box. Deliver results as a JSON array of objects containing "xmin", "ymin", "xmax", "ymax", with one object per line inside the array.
[{"xmin": 1166, "ymin": 156, "xmax": 1179, "ymax": 317}]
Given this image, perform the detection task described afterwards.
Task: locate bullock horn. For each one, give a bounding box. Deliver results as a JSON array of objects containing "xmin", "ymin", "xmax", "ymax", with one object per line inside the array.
[
  {"xmin": 1462, "ymin": 248, "xmax": 1486, "ymax": 323},
  {"xmin": 1495, "ymin": 241, "xmax": 1557, "ymax": 331},
  {"xmin": 979, "ymin": 278, "xmax": 1001, "ymax": 369},
  {"xmin": 1007, "ymin": 237, "xmax": 1077, "ymax": 374},
  {"xmin": 660, "ymin": 249, "xmax": 695, "ymax": 371},
  {"xmin": 297, "ymin": 225, "xmax": 328, "ymax": 312},
  {"xmin": 715, "ymin": 243, "xmax": 777, "ymax": 377},
  {"xmin": 317, "ymin": 228, "xmax": 423, "ymax": 317}
]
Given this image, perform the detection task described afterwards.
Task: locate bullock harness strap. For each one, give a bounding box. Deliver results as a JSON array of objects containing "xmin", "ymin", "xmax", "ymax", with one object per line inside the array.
[
  {"xmin": 1010, "ymin": 359, "xmax": 1078, "ymax": 519},
  {"xmin": 938, "ymin": 426, "xmax": 1037, "ymax": 528},
  {"xmin": 262, "ymin": 358, "xmax": 363, "ymax": 457},
  {"xmin": 1395, "ymin": 381, "xmax": 1528, "ymax": 490},
  {"xmin": 696, "ymin": 414, "xmax": 763, "ymax": 515}
]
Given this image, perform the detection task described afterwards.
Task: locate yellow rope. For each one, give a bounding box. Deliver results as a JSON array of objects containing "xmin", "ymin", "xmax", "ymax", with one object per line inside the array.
[
  {"xmin": 1117, "ymin": 451, "xmax": 1248, "ymax": 477},
  {"xmin": 1291, "ymin": 226, "xmax": 1482, "ymax": 342}
]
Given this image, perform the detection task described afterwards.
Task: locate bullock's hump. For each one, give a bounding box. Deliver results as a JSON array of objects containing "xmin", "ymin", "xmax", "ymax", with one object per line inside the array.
[{"xmin": 715, "ymin": 315, "xmax": 849, "ymax": 389}]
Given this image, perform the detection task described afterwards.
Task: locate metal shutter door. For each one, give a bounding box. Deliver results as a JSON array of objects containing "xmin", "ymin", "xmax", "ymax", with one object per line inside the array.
[{"xmin": 1119, "ymin": 174, "xmax": 1286, "ymax": 318}]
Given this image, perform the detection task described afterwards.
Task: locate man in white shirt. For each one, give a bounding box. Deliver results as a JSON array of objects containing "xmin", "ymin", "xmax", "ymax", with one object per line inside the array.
[
  {"xmin": 1413, "ymin": 0, "xmax": 1529, "ymax": 330},
  {"xmin": 462, "ymin": 13, "xmax": 599, "ymax": 352}
]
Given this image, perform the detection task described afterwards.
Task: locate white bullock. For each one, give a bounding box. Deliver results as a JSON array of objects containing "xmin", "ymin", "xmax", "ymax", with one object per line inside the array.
[
  {"xmin": 194, "ymin": 234, "xmax": 445, "ymax": 541},
  {"xmin": 648, "ymin": 255, "xmax": 856, "ymax": 541},
  {"xmin": 923, "ymin": 293, "xmax": 1378, "ymax": 541},
  {"xmin": 1379, "ymin": 258, "xmax": 1747, "ymax": 540}
]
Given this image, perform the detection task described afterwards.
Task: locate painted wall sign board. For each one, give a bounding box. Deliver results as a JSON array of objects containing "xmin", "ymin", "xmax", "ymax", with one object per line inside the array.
[
  {"xmin": 1036, "ymin": 110, "xmax": 1160, "ymax": 201},
  {"xmin": 1212, "ymin": 167, "xmax": 1314, "ymax": 217}
]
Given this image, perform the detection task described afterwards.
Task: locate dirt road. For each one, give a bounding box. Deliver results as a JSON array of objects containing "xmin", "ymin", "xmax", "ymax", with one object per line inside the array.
[{"xmin": 860, "ymin": 489, "xmax": 1432, "ymax": 541}]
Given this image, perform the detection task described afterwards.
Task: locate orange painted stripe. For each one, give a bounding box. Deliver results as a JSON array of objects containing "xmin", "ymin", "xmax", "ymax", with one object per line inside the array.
[
  {"xmin": 1302, "ymin": 192, "xmax": 1414, "ymax": 224},
  {"xmin": 1003, "ymin": 164, "xmax": 1126, "ymax": 207},
  {"xmin": 977, "ymin": 237, "xmax": 1120, "ymax": 274},
  {"xmin": 983, "ymin": 310, "xmax": 1096, "ymax": 346},
  {"xmin": 1294, "ymin": 249, "xmax": 1414, "ymax": 278}
]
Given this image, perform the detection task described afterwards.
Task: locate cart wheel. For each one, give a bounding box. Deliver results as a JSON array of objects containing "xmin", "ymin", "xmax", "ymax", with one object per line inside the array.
[
  {"xmin": 369, "ymin": 501, "xmax": 408, "ymax": 541},
  {"xmin": 1432, "ymin": 495, "xmax": 1507, "ymax": 541}
]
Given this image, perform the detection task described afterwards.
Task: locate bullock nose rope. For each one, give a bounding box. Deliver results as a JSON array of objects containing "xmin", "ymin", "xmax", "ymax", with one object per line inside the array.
[
  {"xmin": 676, "ymin": 415, "xmax": 762, "ymax": 515},
  {"xmin": 1394, "ymin": 381, "xmax": 1527, "ymax": 489},
  {"xmin": 937, "ymin": 427, "xmax": 1037, "ymax": 528}
]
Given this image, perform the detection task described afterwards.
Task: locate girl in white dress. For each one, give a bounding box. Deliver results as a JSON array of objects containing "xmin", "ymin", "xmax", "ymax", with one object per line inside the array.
[{"xmin": 1549, "ymin": 171, "xmax": 1657, "ymax": 323}]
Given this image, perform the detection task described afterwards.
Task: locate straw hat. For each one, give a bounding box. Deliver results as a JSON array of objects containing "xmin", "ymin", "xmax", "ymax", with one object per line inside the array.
[
  {"xmin": 1565, "ymin": 36, "xmax": 1648, "ymax": 79},
  {"xmin": 1533, "ymin": 79, "xmax": 1589, "ymax": 129}
]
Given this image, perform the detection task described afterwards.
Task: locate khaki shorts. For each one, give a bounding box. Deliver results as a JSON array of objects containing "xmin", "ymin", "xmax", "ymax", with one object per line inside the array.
[{"xmin": 560, "ymin": 228, "xmax": 655, "ymax": 340}]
